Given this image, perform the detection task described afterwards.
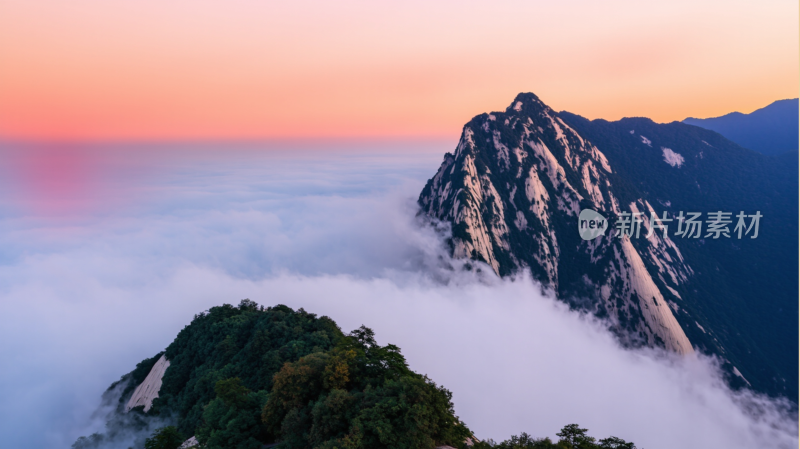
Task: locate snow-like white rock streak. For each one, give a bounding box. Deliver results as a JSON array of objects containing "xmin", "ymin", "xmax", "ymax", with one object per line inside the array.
[
  {"xmin": 179, "ymin": 436, "xmax": 199, "ymax": 448},
  {"xmin": 125, "ymin": 354, "xmax": 170, "ymax": 412},
  {"xmin": 493, "ymin": 131, "xmax": 511, "ymax": 171},
  {"xmin": 514, "ymin": 210, "xmax": 527, "ymax": 230},
  {"xmin": 523, "ymin": 138, "xmax": 581, "ymax": 216},
  {"xmin": 525, "ymin": 166, "xmax": 549, "ymax": 225},
  {"xmin": 619, "ymin": 238, "xmax": 693, "ymax": 354},
  {"xmin": 631, "ymin": 201, "xmax": 693, "ymax": 286},
  {"xmin": 665, "ymin": 284, "xmax": 682, "ymax": 299},
  {"xmin": 450, "ymin": 155, "xmax": 501, "ymax": 272},
  {"xmin": 733, "ymin": 367, "xmax": 752, "ymax": 386},
  {"xmin": 662, "ymin": 147, "xmax": 684, "ymax": 167},
  {"xmin": 590, "ymin": 145, "xmax": 612, "ymax": 173},
  {"xmin": 481, "ymin": 174, "xmax": 511, "ymax": 252},
  {"xmin": 550, "ymin": 116, "xmax": 572, "ymax": 161},
  {"xmin": 454, "ymin": 128, "xmax": 476, "ymax": 159},
  {"xmin": 581, "ymin": 163, "xmax": 605, "ymax": 207},
  {"xmin": 523, "ymin": 166, "xmax": 559, "ymax": 285}
]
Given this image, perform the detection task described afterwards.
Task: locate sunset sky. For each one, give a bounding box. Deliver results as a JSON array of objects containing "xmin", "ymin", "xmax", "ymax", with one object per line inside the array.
[{"xmin": 1, "ymin": 0, "xmax": 797, "ymax": 141}]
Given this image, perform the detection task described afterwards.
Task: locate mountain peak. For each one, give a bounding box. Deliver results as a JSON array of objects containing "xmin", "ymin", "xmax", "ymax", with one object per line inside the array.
[
  {"xmin": 507, "ymin": 92, "xmax": 548, "ymax": 114},
  {"xmin": 419, "ymin": 93, "xmax": 694, "ymax": 355},
  {"xmin": 419, "ymin": 95, "xmax": 798, "ymax": 398}
]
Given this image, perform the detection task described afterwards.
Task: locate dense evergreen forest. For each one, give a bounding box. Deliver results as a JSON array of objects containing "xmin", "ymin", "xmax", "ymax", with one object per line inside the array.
[{"xmin": 73, "ymin": 301, "xmax": 637, "ymax": 449}]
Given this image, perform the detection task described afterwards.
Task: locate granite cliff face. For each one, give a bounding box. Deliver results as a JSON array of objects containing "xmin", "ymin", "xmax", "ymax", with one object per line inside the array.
[
  {"xmin": 125, "ymin": 354, "xmax": 170, "ymax": 413},
  {"xmin": 418, "ymin": 93, "xmax": 694, "ymax": 354},
  {"xmin": 419, "ymin": 92, "xmax": 799, "ymax": 399}
]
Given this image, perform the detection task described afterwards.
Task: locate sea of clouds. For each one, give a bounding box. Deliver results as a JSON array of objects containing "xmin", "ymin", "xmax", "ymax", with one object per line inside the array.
[{"xmin": 0, "ymin": 143, "xmax": 796, "ymax": 449}]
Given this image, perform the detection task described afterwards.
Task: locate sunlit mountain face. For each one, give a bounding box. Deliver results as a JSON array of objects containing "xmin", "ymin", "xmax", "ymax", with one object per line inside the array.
[{"xmin": 418, "ymin": 93, "xmax": 798, "ymax": 400}]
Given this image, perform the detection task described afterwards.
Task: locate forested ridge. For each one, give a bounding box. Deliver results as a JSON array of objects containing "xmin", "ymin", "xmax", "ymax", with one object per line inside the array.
[{"xmin": 74, "ymin": 300, "xmax": 638, "ymax": 449}]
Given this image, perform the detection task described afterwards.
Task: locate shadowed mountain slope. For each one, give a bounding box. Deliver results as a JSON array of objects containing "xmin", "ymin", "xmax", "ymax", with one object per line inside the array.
[
  {"xmin": 419, "ymin": 93, "xmax": 798, "ymax": 400},
  {"xmin": 683, "ymin": 99, "xmax": 799, "ymax": 156}
]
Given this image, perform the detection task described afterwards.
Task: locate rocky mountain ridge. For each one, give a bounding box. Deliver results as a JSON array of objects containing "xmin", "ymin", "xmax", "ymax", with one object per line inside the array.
[
  {"xmin": 684, "ymin": 98, "xmax": 799, "ymax": 156},
  {"xmin": 419, "ymin": 93, "xmax": 694, "ymax": 354},
  {"xmin": 419, "ymin": 93, "xmax": 798, "ymax": 398}
]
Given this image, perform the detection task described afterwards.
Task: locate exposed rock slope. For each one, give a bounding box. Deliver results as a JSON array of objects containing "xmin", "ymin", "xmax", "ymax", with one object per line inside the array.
[
  {"xmin": 420, "ymin": 93, "xmax": 698, "ymax": 354},
  {"xmin": 125, "ymin": 354, "xmax": 170, "ymax": 412},
  {"xmin": 420, "ymin": 92, "xmax": 799, "ymax": 400}
]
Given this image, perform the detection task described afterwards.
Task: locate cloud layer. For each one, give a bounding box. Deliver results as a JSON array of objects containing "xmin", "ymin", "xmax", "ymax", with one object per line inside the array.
[{"xmin": 0, "ymin": 145, "xmax": 795, "ymax": 448}]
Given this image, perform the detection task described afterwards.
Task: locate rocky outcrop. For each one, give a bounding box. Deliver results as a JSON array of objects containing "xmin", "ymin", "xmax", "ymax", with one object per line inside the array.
[
  {"xmin": 419, "ymin": 93, "xmax": 694, "ymax": 354},
  {"xmin": 179, "ymin": 436, "xmax": 199, "ymax": 448},
  {"xmin": 125, "ymin": 354, "xmax": 170, "ymax": 412}
]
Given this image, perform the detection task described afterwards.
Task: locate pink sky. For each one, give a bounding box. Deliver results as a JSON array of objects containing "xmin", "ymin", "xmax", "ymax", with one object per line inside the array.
[{"xmin": 0, "ymin": 0, "xmax": 797, "ymax": 141}]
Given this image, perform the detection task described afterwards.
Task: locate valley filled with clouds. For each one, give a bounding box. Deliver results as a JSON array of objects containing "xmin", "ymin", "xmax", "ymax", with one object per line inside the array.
[{"xmin": 0, "ymin": 144, "xmax": 795, "ymax": 449}]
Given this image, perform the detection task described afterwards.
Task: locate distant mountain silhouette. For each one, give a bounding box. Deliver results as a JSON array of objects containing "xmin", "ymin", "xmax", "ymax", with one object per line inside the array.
[{"xmin": 683, "ymin": 99, "xmax": 798, "ymax": 156}]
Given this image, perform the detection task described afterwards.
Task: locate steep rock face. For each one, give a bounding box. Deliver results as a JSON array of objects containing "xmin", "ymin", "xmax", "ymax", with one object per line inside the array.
[
  {"xmin": 125, "ymin": 354, "xmax": 170, "ymax": 412},
  {"xmin": 419, "ymin": 93, "xmax": 693, "ymax": 354}
]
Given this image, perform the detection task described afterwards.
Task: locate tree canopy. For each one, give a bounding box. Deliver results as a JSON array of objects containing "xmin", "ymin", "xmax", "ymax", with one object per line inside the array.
[
  {"xmin": 74, "ymin": 301, "xmax": 638, "ymax": 449},
  {"xmin": 471, "ymin": 424, "xmax": 637, "ymax": 449}
]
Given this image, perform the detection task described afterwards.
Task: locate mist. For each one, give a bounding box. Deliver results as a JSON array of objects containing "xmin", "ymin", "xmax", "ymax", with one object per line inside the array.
[{"xmin": 0, "ymin": 143, "xmax": 795, "ymax": 448}]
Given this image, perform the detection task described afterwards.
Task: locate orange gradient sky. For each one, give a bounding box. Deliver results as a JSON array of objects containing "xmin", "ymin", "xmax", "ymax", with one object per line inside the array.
[{"xmin": 0, "ymin": 0, "xmax": 797, "ymax": 141}]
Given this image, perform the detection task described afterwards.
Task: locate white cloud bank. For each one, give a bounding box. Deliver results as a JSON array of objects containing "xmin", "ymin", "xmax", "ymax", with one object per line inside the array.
[{"xmin": 0, "ymin": 146, "xmax": 794, "ymax": 448}]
